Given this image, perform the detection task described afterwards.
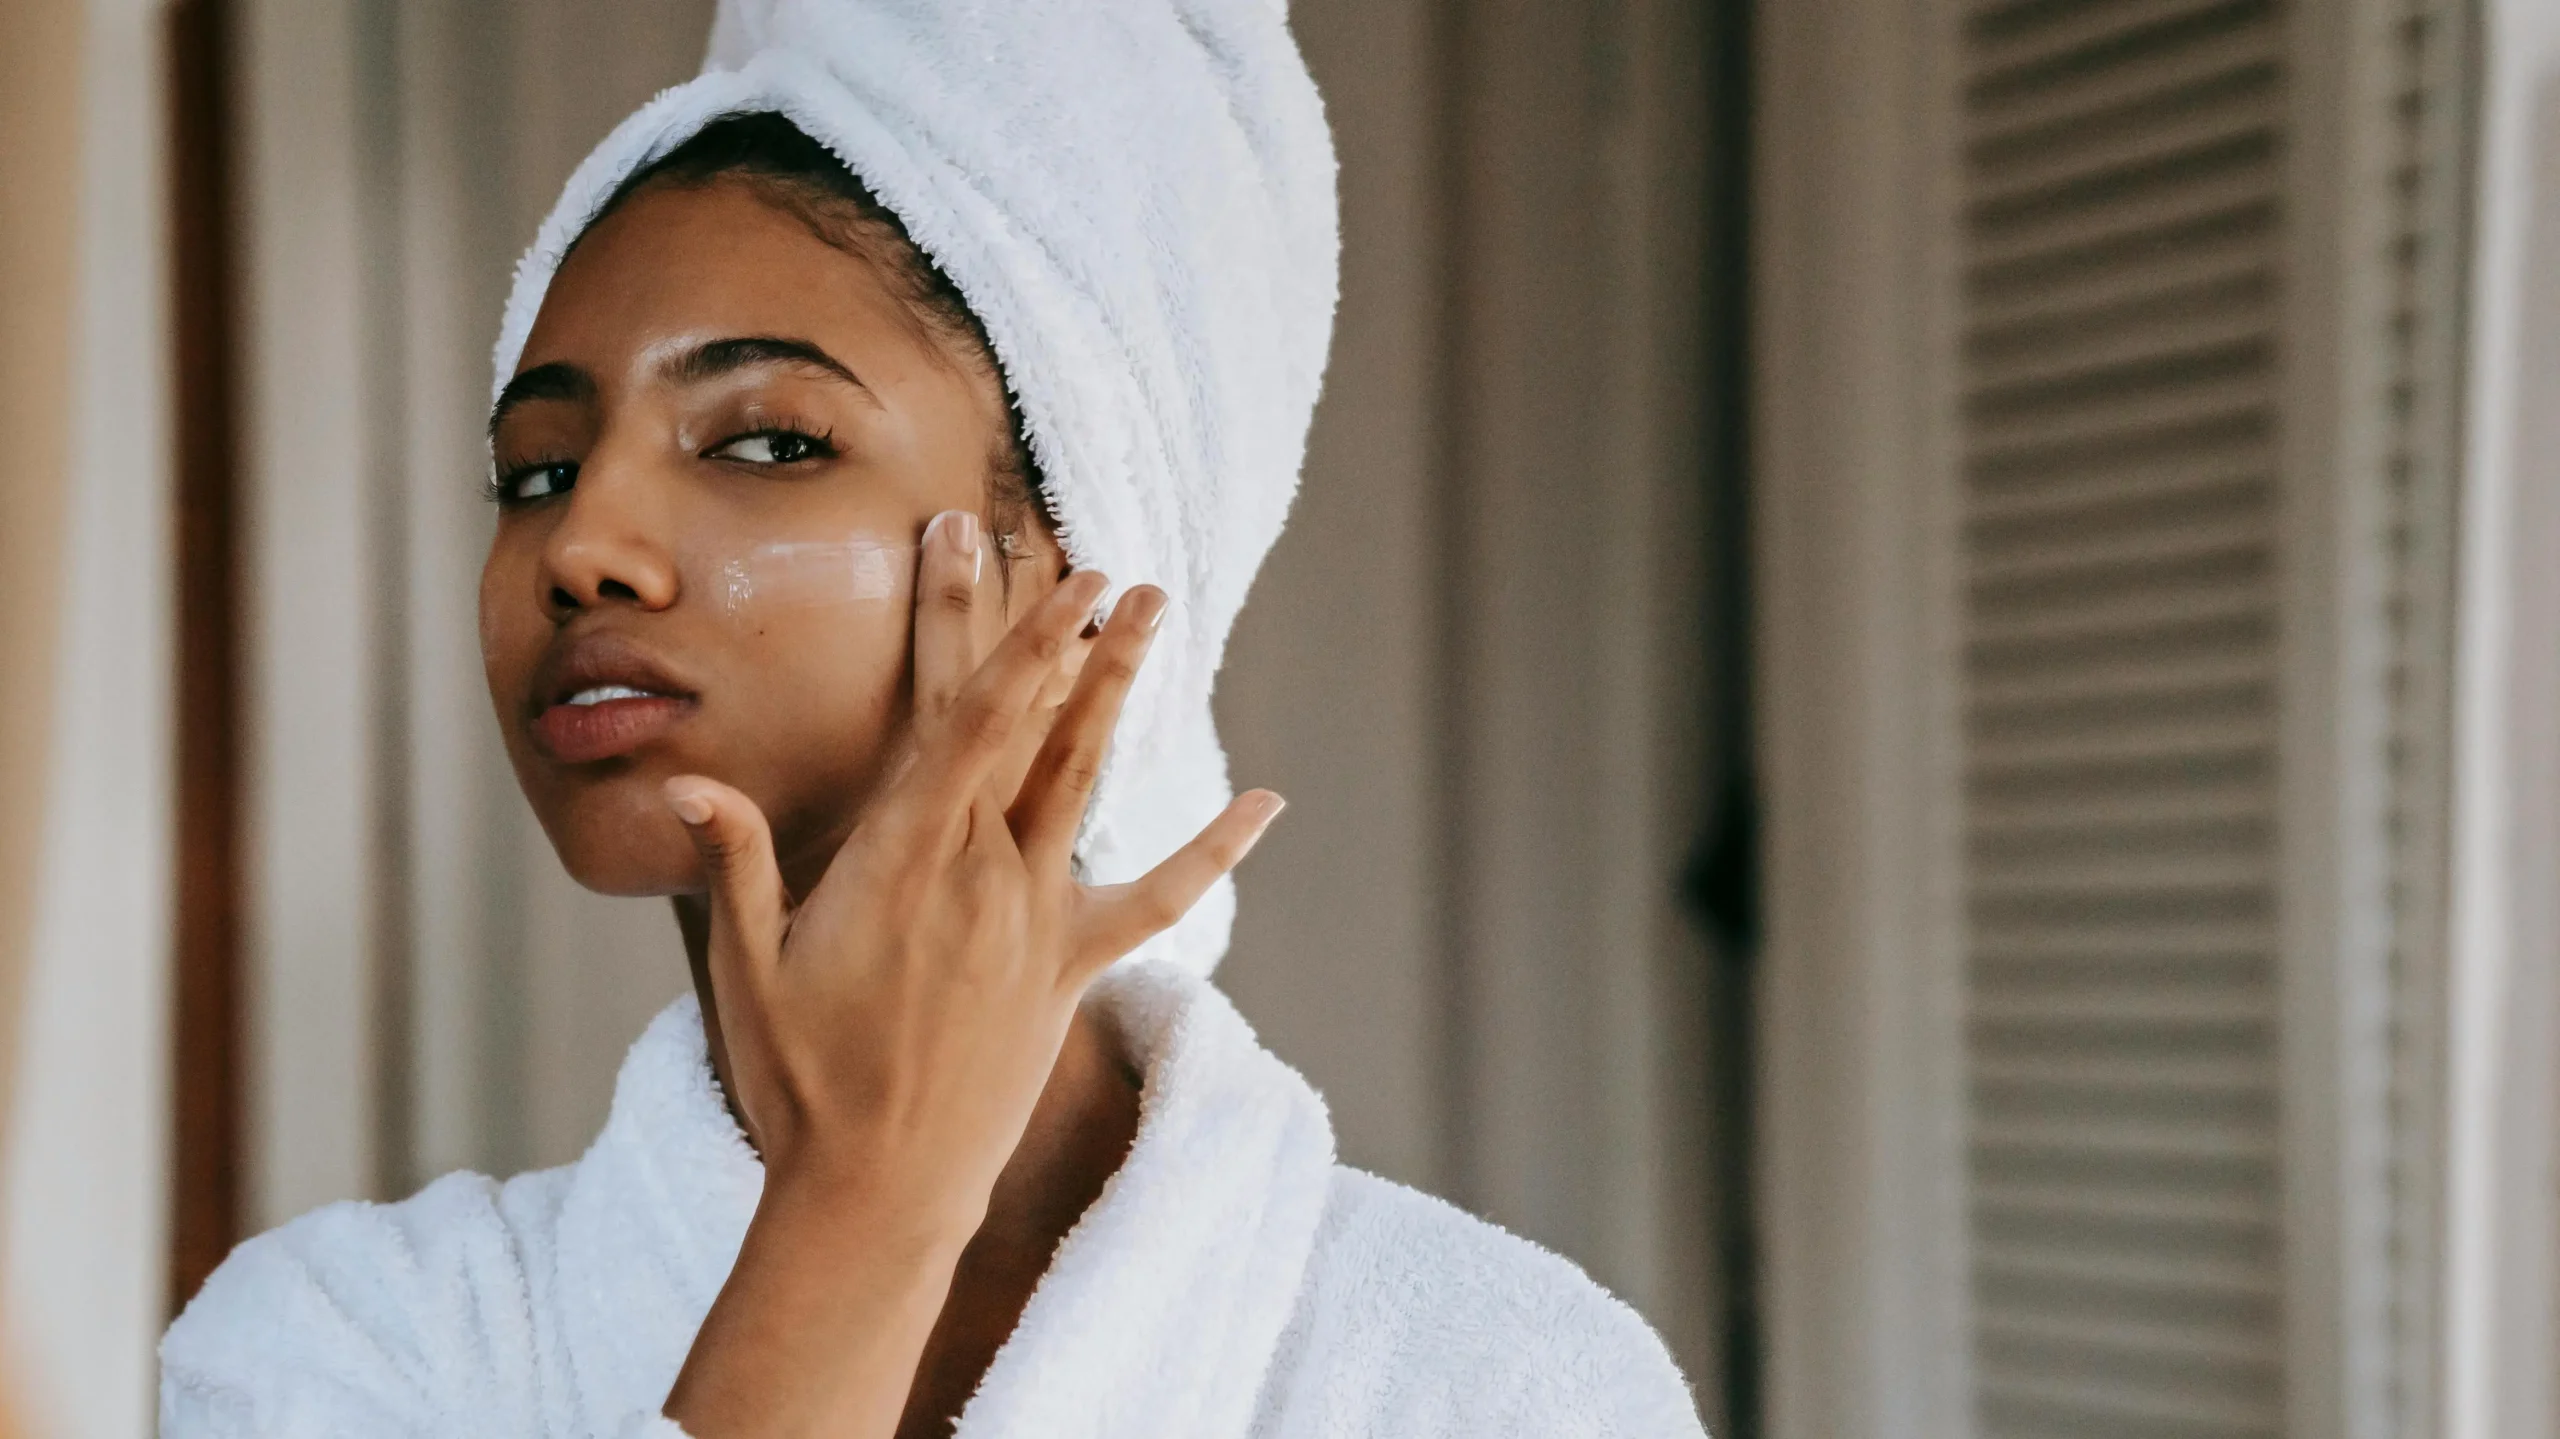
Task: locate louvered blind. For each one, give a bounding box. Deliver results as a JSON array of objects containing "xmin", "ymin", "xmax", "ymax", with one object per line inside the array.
[{"xmin": 1955, "ymin": 1, "xmax": 2291, "ymax": 1435}]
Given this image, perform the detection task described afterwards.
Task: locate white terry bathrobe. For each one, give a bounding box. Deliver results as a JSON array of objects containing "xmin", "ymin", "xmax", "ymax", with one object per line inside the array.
[{"xmin": 160, "ymin": 0, "xmax": 1709, "ymax": 1434}]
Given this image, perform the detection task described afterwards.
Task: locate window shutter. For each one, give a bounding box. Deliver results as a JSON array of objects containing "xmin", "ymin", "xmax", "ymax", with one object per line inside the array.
[
  {"xmin": 1753, "ymin": 0, "xmax": 2475, "ymax": 1430},
  {"xmin": 1956, "ymin": 0, "xmax": 2292, "ymax": 1426},
  {"xmin": 1948, "ymin": 0, "xmax": 2473, "ymax": 1432}
]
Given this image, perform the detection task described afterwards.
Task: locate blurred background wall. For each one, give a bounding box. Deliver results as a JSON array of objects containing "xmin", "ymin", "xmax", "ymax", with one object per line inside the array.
[{"xmin": 0, "ymin": 1, "xmax": 174, "ymax": 1437}]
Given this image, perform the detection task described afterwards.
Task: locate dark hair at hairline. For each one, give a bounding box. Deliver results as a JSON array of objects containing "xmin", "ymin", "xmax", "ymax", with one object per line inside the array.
[{"xmin": 580, "ymin": 111, "xmax": 1049, "ymax": 563}]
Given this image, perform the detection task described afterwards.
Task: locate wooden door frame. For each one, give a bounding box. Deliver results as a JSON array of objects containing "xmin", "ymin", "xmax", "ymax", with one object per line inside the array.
[{"xmin": 166, "ymin": 0, "xmax": 249, "ymax": 1316}]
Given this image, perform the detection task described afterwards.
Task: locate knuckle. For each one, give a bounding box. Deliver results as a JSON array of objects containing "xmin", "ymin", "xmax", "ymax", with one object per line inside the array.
[
  {"xmin": 1055, "ymin": 752, "xmax": 1106, "ymax": 798},
  {"xmin": 698, "ymin": 826, "xmax": 747, "ymax": 869},
  {"xmin": 1025, "ymin": 627, "xmax": 1067, "ymax": 664},
  {"xmin": 1093, "ymin": 650, "xmax": 1142, "ymax": 690},
  {"xmin": 955, "ymin": 696, "xmax": 1015, "ymax": 749},
  {"xmin": 934, "ymin": 576, "xmax": 977, "ymax": 613},
  {"xmin": 1134, "ymin": 887, "xmax": 1185, "ymax": 932}
]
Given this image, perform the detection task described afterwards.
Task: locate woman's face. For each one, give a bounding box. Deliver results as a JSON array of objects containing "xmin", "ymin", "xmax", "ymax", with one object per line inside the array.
[{"xmin": 482, "ymin": 176, "xmax": 1062, "ymax": 898}]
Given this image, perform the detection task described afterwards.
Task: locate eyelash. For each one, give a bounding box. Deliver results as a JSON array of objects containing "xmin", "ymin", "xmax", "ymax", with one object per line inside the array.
[
  {"xmin": 483, "ymin": 422, "xmax": 841, "ymax": 508},
  {"xmin": 705, "ymin": 422, "xmax": 839, "ymax": 468},
  {"xmin": 484, "ymin": 456, "xmax": 575, "ymax": 507}
]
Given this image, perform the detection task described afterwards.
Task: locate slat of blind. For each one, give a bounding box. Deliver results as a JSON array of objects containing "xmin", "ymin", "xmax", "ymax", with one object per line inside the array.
[
  {"xmin": 1967, "ymin": 649, "xmax": 2273, "ymax": 710},
  {"xmin": 1971, "ymin": 850, "xmax": 2276, "ymax": 895},
  {"xmin": 1973, "ymin": 1247, "xmax": 2279, "ymax": 1302},
  {"xmin": 1966, "ymin": 1157, "xmax": 2273, "ymax": 1203},
  {"xmin": 1967, "ymin": 38, "xmax": 2277, "ymax": 157},
  {"xmin": 1968, "ymin": 235, "xmax": 2270, "ymax": 331},
  {"xmin": 1954, "ymin": 0, "xmax": 2287, "ymax": 1431},
  {"xmin": 1973, "ymin": 303, "xmax": 2268, "ymax": 384},
  {"xmin": 1969, "ymin": 96, "xmax": 2276, "ymax": 212},
  {"xmin": 1963, "ymin": 0, "xmax": 2272, "ymax": 91},
  {"xmin": 1968, "ymin": 413, "xmax": 2271, "ymax": 492},
  {"xmin": 1967, "ymin": 368, "xmax": 2273, "ymax": 453},
  {"xmin": 1966, "ymin": 1362, "xmax": 2273, "ymax": 1423},
  {"xmin": 1969, "ymin": 532, "xmax": 2266, "ymax": 598},
  {"xmin": 1967, "ymin": 177, "xmax": 2275, "ymax": 284},
  {"xmin": 1968, "ymin": 467, "xmax": 2269, "ymax": 536},
  {"xmin": 1973, "ymin": 921, "xmax": 2272, "ymax": 956},
  {"xmin": 1977, "ymin": 1311, "xmax": 2282, "ymax": 1368},
  {"xmin": 1964, "ymin": 596, "xmax": 2269, "ymax": 663}
]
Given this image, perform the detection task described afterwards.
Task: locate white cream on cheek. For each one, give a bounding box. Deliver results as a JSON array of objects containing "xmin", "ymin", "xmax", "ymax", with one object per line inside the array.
[{"xmin": 696, "ymin": 533, "xmax": 916, "ymax": 617}]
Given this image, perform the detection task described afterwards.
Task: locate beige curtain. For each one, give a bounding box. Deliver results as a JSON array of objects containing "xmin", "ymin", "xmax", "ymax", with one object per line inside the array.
[
  {"xmin": 0, "ymin": 2, "xmax": 84, "ymax": 1429},
  {"xmin": 0, "ymin": 0, "xmax": 81, "ymax": 1152}
]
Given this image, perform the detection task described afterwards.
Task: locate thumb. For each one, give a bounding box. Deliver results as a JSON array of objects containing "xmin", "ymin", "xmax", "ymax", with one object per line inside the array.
[{"xmin": 664, "ymin": 776, "xmax": 787, "ymax": 992}]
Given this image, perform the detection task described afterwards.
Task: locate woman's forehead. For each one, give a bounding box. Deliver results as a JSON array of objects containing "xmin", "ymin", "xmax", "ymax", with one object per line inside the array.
[{"xmin": 518, "ymin": 179, "xmax": 916, "ymax": 384}]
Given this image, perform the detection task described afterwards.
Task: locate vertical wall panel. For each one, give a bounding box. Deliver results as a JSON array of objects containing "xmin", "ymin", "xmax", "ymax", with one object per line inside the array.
[
  {"xmin": 2, "ymin": 2, "xmax": 175, "ymax": 1431},
  {"xmin": 240, "ymin": 0, "xmax": 384, "ymax": 1228}
]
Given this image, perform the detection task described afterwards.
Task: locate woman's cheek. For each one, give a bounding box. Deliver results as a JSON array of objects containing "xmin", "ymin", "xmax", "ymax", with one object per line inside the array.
[{"xmin": 757, "ymin": 599, "xmax": 910, "ymax": 746}]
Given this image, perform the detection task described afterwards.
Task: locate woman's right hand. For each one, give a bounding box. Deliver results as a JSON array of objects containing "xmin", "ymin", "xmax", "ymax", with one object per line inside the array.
[{"xmin": 654, "ymin": 508, "xmax": 1281, "ymax": 1438}]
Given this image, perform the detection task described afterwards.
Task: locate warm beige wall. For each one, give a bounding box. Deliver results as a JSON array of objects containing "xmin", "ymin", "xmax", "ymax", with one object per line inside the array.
[
  {"xmin": 0, "ymin": 0, "xmax": 82, "ymax": 1145},
  {"xmin": 0, "ymin": 2, "xmax": 81, "ymax": 1434},
  {"xmin": 1, "ymin": 5, "xmax": 181, "ymax": 1432}
]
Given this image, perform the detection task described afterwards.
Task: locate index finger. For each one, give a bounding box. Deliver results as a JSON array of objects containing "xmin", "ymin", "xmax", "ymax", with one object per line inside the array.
[
  {"xmin": 911, "ymin": 509, "xmax": 989, "ymax": 720},
  {"xmin": 902, "ymin": 569, "xmax": 1110, "ymax": 821}
]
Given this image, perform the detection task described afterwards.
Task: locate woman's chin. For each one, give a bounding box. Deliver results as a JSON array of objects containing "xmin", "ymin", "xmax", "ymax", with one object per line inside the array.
[
  {"xmin": 540, "ymin": 809, "xmax": 709, "ymax": 897},
  {"xmin": 568, "ymin": 860, "xmax": 704, "ymax": 897}
]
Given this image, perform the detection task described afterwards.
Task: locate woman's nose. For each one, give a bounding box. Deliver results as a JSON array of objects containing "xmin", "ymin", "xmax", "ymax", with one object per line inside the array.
[{"xmin": 537, "ymin": 462, "xmax": 681, "ymax": 619}]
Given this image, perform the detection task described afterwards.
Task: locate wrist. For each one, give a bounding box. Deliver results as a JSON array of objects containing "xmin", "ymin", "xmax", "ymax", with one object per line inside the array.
[{"xmin": 757, "ymin": 1152, "xmax": 988, "ymax": 1263}]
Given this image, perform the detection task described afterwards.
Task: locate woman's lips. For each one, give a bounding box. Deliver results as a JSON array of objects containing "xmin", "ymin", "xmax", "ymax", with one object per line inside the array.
[
  {"xmin": 524, "ymin": 632, "xmax": 700, "ymax": 765},
  {"xmin": 532, "ymin": 688, "xmax": 694, "ymax": 765}
]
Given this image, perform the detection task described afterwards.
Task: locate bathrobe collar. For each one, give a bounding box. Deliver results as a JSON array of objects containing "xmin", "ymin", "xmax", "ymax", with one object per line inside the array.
[{"xmin": 553, "ymin": 959, "xmax": 1338, "ymax": 1438}]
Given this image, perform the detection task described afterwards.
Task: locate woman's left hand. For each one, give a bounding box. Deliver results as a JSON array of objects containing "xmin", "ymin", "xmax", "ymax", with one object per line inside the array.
[{"xmin": 654, "ymin": 509, "xmax": 1281, "ymax": 1438}]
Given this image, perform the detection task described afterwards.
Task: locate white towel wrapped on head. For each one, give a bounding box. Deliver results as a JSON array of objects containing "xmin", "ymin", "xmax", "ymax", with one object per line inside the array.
[{"xmin": 493, "ymin": 0, "xmax": 1341, "ymax": 980}]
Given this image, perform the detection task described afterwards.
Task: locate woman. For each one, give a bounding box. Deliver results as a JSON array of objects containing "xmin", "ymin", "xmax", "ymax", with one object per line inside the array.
[{"xmin": 160, "ymin": 2, "xmax": 1706, "ymax": 1435}]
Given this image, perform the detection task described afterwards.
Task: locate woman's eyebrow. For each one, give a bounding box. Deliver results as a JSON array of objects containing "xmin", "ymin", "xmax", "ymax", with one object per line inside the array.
[
  {"xmin": 488, "ymin": 362, "xmax": 595, "ymax": 439},
  {"xmin": 667, "ymin": 336, "xmax": 872, "ymax": 395}
]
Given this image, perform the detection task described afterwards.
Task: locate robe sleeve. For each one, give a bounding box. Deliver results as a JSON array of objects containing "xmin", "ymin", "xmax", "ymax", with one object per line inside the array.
[{"xmin": 156, "ymin": 1174, "xmax": 668, "ymax": 1438}]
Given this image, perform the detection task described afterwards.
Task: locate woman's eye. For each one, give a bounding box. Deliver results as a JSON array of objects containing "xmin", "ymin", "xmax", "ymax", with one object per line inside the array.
[
  {"xmin": 711, "ymin": 429, "xmax": 833, "ymax": 465},
  {"xmin": 490, "ymin": 461, "xmax": 576, "ymax": 505}
]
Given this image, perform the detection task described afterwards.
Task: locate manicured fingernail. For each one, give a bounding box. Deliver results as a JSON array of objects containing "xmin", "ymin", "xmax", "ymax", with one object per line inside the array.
[
  {"xmin": 1241, "ymin": 792, "xmax": 1287, "ymax": 851},
  {"xmin": 665, "ymin": 783, "xmax": 714, "ymax": 827},
  {"xmin": 1127, "ymin": 587, "xmax": 1169, "ymax": 634},
  {"xmin": 928, "ymin": 511, "xmax": 984, "ymax": 585}
]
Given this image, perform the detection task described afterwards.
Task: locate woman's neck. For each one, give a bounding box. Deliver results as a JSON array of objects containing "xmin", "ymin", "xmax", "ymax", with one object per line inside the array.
[{"xmin": 669, "ymin": 895, "xmax": 1142, "ymax": 1430}]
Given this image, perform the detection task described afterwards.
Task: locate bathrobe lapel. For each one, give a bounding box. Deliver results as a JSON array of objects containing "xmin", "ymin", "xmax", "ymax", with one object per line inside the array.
[{"xmin": 554, "ymin": 960, "xmax": 1338, "ymax": 1439}]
